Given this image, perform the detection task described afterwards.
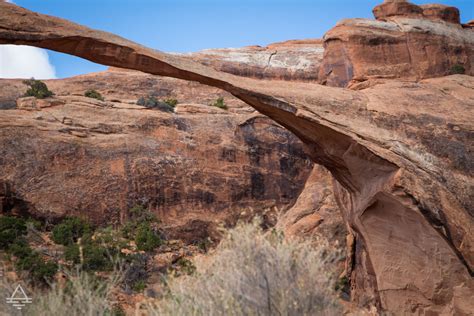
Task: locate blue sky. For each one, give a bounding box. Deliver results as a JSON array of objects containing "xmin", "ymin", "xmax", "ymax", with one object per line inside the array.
[{"xmin": 8, "ymin": 0, "xmax": 474, "ymax": 78}]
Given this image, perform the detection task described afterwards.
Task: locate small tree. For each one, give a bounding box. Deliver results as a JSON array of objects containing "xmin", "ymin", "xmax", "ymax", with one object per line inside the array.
[
  {"xmin": 0, "ymin": 216, "xmax": 27, "ymax": 249},
  {"xmin": 135, "ymin": 222, "xmax": 162, "ymax": 251},
  {"xmin": 84, "ymin": 89, "xmax": 104, "ymax": 101},
  {"xmin": 23, "ymin": 78, "xmax": 54, "ymax": 99},
  {"xmin": 209, "ymin": 97, "xmax": 228, "ymax": 110},
  {"xmin": 52, "ymin": 217, "xmax": 91, "ymax": 246}
]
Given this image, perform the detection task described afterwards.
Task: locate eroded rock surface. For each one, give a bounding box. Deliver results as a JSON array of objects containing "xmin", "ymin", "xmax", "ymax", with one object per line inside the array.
[
  {"xmin": 0, "ymin": 1, "xmax": 472, "ymax": 314},
  {"xmin": 0, "ymin": 72, "xmax": 313, "ymax": 242},
  {"xmin": 320, "ymin": 0, "xmax": 473, "ymax": 87},
  {"xmin": 185, "ymin": 39, "xmax": 324, "ymax": 81}
]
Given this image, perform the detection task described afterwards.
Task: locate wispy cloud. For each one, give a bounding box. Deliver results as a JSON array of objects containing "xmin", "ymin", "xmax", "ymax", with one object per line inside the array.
[{"xmin": 0, "ymin": 0, "xmax": 57, "ymax": 79}]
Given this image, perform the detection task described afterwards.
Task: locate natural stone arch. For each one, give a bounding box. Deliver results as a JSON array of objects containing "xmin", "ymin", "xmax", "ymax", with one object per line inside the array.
[{"xmin": 1, "ymin": 2, "xmax": 472, "ymax": 314}]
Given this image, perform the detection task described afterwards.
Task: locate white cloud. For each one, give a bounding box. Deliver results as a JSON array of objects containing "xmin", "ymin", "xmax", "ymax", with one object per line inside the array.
[
  {"xmin": 0, "ymin": 45, "xmax": 57, "ymax": 79},
  {"xmin": 0, "ymin": 0, "xmax": 56, "ymax": 79}
]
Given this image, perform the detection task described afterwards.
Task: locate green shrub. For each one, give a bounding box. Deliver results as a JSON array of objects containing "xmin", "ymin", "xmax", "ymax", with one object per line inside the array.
[
  {"xmin": 84, "ymin": 89, "xmax": 104, "ymax": 101},
  {"xmin": 23, "ymin": 78, "xmax": 54, "ymax": 99},
  {"xmin": 137, "ymin": 96, "xmax": 175, "ymax": 112},
  {"xmin": 82, "ymin": 243, "xmax": 112, "ymax": 271},
  {"xmin": 451, "ymin": 64, "xmax": 465, "ymax": 74},
  {"xmin": 132, "ymin": 280, "xmax": 146, "ymax": 292},
  {"xmin": 0, "ymin": 216, "xmax": 27, "ymax": 250},
  {"xmin": 176, "ymin": 257, "xmax": 196, "ymax": 276},
  {"xmin": 52, "ymin": 217, "xmax": 91, "ymax": 246},
  {"xmin": 135, "ymin": 222, "xmax": 162, "ymax": 252},
  {"xmin": 64, "ymin": 244, "xmax": 81, "ymax": 264},
  {"xmin": 209, "ymin": 97, "xmax": 228, "ymax": 110},
  {"xmin": 164, "ymin": 98, "xmax": 178, "ymax": 108},
  {"xmin": 16, "ymin": 252, "xmax": 58, "ymax": 285},
  {"xmin": 8, "ymin": 239, "xmax": 33, "ymax": 258}
]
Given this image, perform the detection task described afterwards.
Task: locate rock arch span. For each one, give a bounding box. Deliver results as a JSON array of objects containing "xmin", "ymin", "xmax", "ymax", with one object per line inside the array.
[{"xmin": 1, "ymin": 2, "xmax": 472, "ymax": 314}]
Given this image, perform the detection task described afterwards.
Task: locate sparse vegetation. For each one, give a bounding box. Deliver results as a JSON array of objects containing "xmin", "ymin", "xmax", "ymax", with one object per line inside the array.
[
  {"xmin": 84, "ymin": 89, "xmax": 104, "ymax": 101},
  {"xmin": 137, "ymin": 95, "xmax": 177, "ymax": 112},
  {"xmin": 81, "ymin": 243, "xmax": 114, "ymax": 271},
  {"xmin": 451, "ymin": 64, "xmax": 466, "ymax": 75},
  {"xmin": 0, "ymin": 216, "xmax": 27, "ymax": 249},
  {"xmin": 52, "ymin": 217, "xmax": 90, "ymax": 246},
  {"xmin": 123, "ymin": 253, "xmax": 148, "ymax": 293},
  {"xmin": 451, "ymin": 64, "xmax": 465, "ymax": 74},
  {"xmin": 23, "ymin": 78, "xmax": 54, "ymax": 99},
  {"xmin": 164, "ymin": 98, "xmax": 178, "ymax": 108},
  {"xmin": 64, "ymin": 243, "xmax": 81, "ymax": 264},
  {"xmin": 24, "ymin": 269, "xmax": 123, "ymax": 315},
  {"xmin": 121, "ymin": 205, "xmax": 162, "ymax": 252},
  {"xmin": 135, "ymin": 222, "xmax": 163, "ymax": 251},
  {"xmin": 209, "ymin": 97, "xmax": 228, "ymax": 110},
  {"xmin": 147, "ymin": 218, "xmax": 342, "ymax": 315}
]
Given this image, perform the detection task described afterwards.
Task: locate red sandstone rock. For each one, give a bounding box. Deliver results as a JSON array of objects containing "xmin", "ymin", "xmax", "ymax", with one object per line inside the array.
[
  {"xmin": 0, "ymin": 2, "xmax": 473, "ymax": 314},
  {"xmin": 319, "ymin": 17, "xmax": 473, "ymax": 87},
  {"xmin": 420, "ymin": 4, "xmax": 460, "ymax": 24},
  {"xmin": 373, "ymin": 0, "xmax": 423, "ymax": 20},
  {"xmin": 0, "ymin": 72, "xmax": 312, "ymax": 241}
]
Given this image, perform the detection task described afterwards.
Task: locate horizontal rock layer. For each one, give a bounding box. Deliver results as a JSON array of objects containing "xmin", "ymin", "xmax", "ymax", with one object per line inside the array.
[{"xmin": 0, "ymin": 72, "xmax": 313, "ymax": 241}]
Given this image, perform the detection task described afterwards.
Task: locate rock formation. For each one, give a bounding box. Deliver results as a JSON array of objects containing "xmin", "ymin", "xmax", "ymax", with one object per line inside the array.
[
  {"xmin": 0, "ymin": 1, "xmax": 472, "ymax": 314},
  {"xmin": 185, "ymin": 39, "xmax": 324, "ymax": 81},
  {"xmin": 0, "ymin": 71, "xmax": 313, "ymax": 242},
  {"xmin": 320, "ymin": 0, "xmax": 473, "ymax": 87}
]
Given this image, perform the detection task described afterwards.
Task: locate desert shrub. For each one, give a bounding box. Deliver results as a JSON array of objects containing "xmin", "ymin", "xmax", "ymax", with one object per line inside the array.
[
  {"xmin": 135, "ymin": 222, "xmax": 162, "ymax": 251},
  {"xmin": 82, "ymin": 243, "xmax": 113, "ymax": 271},
  {"xmin": 23, "ymin": 78, "xmax": 53, "ymax": 99},
  {"xmin": 84, "ymin": 89, "xmax": 104, "ymax": 101},
  {"xmin": 209, "ymin": 97, "xmax": 228, "ymax": 110},
  {"xmin": 175, "ymin": 258, "xmax": 196, "ymax": 276},
  {"xmin": 16, "ymin": 252, "xmax": 58, "ymax": 285},
  {"xmin": 25, "ymin": 269, "xmax": 122, "ymax": 315},
  {"xmin": 8, "ymin": 239, "xmax": 33, "ymax": 258},
  {"xmin": 123, "ymin": 253, "xmax": 148, "ymax": 293},
  {"xmin": 0, "ymin": 216, "xmax": 27, "ymax": 249},
  {"xmin": 132, "ymin": 280, "xmax": 146, "ymax": 293},
  {"xmin": 147, "ymin": 219, "xmax": 341, "ymax": 315},
  {"xmin": 52, "ymin": 217, "xmax": 91, "ymax": 246},
  {"xmin": 121, "ymin": 205, "xmax": 160, "ymax": 242},
  {"xmin": 137, "ymin": 95, "xmax": 175, "ymax": 112},
  {"xmin": 164, "ymin": 98, "xmax": 178, "ymax": 108},
  {"xmin": 64, "ymin": 244, "xmax": 81, "ymax": 264},
  {"xmin": 451, "ymin": 64, "xmax": 465, "ymax": 74}
]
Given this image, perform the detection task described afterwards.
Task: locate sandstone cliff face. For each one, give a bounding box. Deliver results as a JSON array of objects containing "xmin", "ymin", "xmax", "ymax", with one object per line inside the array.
[
  {"xmin": 0, "ymin": 72, "xmax": 313, "ymax": 241},
  {"xmin": 320, "ymin": 0, "xmax": 474, "ymax": 87},
  {"xmin": 0, "ymin": 1, "xmax": 473, "ymax": 314}
]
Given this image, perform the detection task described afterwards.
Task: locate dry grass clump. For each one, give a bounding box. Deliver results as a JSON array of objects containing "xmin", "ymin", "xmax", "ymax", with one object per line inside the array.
[
  {"xmin": 147, "ymin": 219, "xmax": 342, "ymax": 316},
  {"xmin": 24, "ymin": 269, "xmax": 122, "ymax": 316}
]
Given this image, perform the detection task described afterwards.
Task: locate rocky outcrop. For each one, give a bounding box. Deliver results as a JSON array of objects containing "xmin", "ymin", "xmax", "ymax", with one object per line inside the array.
[
  {"xmin": 320, "ymin": 0, "xmax": 473, "ymax": 87},
  {"xmin": 184, "ymin": 39, "xmax": 324, "ymax": 81},
  {"xmin": 0, "ymin": 72, "xmax": 313, "ymax": 242},
  {"xmin": 0, "ymin": 2, "xmax": 473, "ymax": 314}
]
